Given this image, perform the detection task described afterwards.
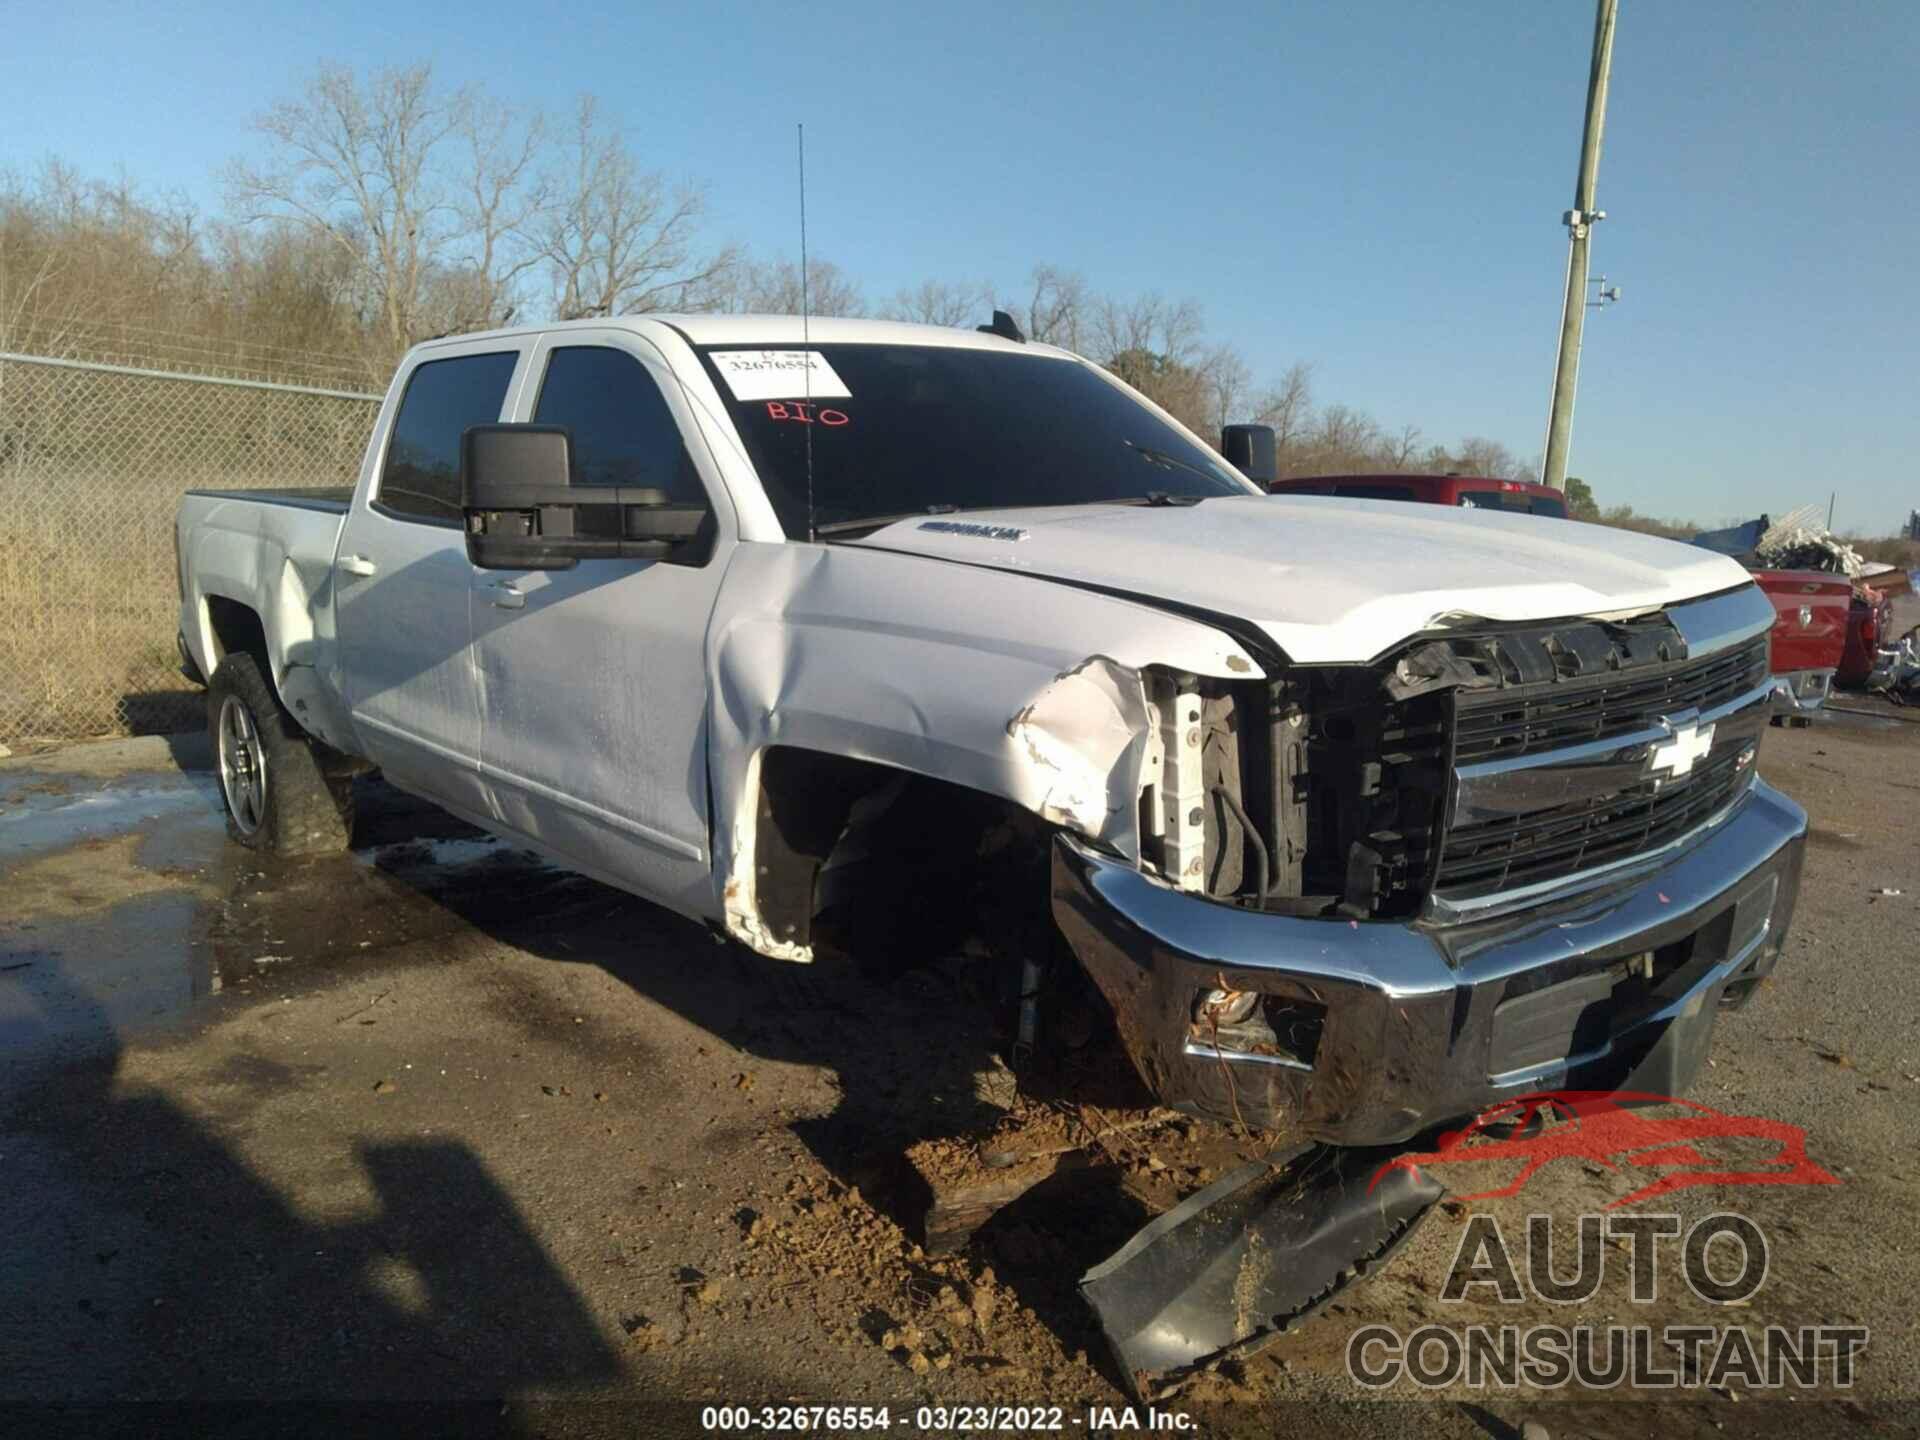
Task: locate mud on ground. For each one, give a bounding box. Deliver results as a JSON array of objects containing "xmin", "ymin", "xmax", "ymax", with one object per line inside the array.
[{"xmin": 3, "ymin": 707, "xmax": 1918, "ymax": 1437}]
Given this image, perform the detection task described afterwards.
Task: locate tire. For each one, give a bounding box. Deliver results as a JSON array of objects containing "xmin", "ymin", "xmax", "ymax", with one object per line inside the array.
[{"xmin": 207, "ymin": 652, "xmax": 353, "ymax": 855}]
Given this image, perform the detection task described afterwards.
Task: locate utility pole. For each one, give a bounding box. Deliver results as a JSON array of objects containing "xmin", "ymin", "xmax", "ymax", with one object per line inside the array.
[{"xmin": 1541, "ymin": 0, "xmax": 1620, "ymax": 492}]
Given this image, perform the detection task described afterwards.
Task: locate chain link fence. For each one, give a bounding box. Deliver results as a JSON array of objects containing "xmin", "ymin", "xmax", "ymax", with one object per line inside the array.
[{"xmin": 0, "ymin": 352, "xmax": 381, "ymax": 747}]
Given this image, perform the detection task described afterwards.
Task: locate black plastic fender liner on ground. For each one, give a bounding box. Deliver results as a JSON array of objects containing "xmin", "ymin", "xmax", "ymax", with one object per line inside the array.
[{"xmin": 1079, "ymin": 1142, "xmax": 1445, "ymax": 1401}]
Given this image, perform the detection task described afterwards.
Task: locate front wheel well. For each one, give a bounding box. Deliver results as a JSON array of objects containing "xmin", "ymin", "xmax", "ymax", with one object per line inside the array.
[{"xmin": 752, "ymin": 747, "xmax": 1058, "ymax": 970}]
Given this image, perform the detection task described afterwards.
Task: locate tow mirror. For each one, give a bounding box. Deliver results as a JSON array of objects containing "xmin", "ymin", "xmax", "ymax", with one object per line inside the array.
[
  {"xmin": 461, "ymin": 424, "xmax": 709, "ymax": 570},
  {"xmin": 1221, "ymin": 424, "xmax": 1277, "ymax": 488}
]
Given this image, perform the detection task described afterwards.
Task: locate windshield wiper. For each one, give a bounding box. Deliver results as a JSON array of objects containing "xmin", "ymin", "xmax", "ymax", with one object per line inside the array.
[
  {"xmin": 1100, "ymin": 491, "xmax": 1207, "ymax": 508},
  {"xmin": 813, "ymin": 504, "xmax": 959, "ymax": 538},
  {"xmin": 1123, "ymin": 440, "xmax": 1224, "ymax": 489}
]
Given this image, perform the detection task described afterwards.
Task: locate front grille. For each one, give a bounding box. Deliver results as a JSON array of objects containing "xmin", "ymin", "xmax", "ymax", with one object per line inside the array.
[
  {"xmin": 1453, "ymin": 635, "xmax": 1770, "ymax": 764},
  {"xmin": 1437, "ymin": 748, "xmax": 1750, "ymax": 899}
]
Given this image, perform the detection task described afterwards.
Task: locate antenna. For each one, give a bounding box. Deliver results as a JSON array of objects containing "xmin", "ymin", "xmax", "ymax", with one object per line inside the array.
[{"xmin": 798, "ymin": 122, "xmax": 815, "ymax": 542}]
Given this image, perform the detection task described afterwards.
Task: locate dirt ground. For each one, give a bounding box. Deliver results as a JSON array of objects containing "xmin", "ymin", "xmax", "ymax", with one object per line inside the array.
[{"xmin": 3, "ymin": 681, "xmax": 1918, "ymax": 1436}]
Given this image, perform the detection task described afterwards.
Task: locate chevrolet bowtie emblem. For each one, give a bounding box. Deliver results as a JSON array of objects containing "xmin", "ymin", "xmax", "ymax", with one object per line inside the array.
[{"xmin": 1649, "ymin": 716, "xmax": 1715, "ymax": 782}]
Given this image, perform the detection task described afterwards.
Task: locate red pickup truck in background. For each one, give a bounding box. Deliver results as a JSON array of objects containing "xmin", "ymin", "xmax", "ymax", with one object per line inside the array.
[
  {"xmin": 1747, "ymin": 570, "xmax": 1853, "ymax": 723},
  {"xmin": 1268, "ymin": 472, "xmax": 1569, "ymax": 517},
  {"xmin": 1690, "ymin": 516, "xmax": 1899, "ymax": 715}
]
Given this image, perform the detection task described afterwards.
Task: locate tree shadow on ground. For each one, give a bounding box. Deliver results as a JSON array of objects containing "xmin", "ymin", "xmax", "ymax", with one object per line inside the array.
[{"xmin": 0, "ymin": 955, "xmax": 627, "ymax": 1433}]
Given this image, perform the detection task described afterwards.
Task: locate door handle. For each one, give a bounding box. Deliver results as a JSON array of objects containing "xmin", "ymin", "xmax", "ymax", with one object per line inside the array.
[
  {"xmin": 485, "ymin": 582, "xmax": 525, "ymax": 610},
  {"xmin": 339, "ymin": 554, "xmax": 378, "ymax": 578}
]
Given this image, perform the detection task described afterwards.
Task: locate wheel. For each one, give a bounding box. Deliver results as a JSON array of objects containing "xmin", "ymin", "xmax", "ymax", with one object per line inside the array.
[{"xmin": 207, "ymin": 652, "xmax": 353, "ymax": 855}]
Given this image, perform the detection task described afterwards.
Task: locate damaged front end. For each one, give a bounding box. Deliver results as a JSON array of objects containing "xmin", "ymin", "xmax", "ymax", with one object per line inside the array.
[
  {"xmin": 1054, "ymin": 590, "xmax": 1801, "ymax": 1143},
  {"xmin": 1049, "ymin": 589, "xmax": 1808, "ymax": 1395}
]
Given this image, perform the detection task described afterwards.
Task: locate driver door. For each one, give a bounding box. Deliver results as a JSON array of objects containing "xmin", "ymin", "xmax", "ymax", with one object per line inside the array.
[{"xmin": 471, "ymin": 331, "xmax": 730, "ymax": 917}]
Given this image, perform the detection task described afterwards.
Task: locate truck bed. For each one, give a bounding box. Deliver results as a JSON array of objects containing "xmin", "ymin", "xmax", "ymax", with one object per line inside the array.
[
  {"xmin": 183, "ymin": 487, "xmax": 353, "ymax": 513},
  {"xmin": 1751, "ymin": 569, "xmax": 1851, "ymax": 677}
]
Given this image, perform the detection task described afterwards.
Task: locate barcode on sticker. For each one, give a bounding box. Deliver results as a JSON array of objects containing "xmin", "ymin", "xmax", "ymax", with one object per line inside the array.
[{"xmin": 710, "ymin": 350, "xmax": 851, "ymax": 402}]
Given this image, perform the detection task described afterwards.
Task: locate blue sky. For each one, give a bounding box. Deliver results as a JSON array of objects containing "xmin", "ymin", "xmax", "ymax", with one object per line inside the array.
[{"xmin": 6, "ymin": 1, "xmax": 1915, "ymax": 533}]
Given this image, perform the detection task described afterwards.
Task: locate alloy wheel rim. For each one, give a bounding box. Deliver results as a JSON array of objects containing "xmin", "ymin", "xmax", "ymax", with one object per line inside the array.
[{"xmin": 217, "ymin": 694, "xmax": 267, "ymax": 835}]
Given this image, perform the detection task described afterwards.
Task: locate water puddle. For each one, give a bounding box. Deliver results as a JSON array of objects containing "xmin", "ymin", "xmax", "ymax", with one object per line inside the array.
[{"xmin": 1, "ymin": 759, "xmax": 607, "ymax": 1075}]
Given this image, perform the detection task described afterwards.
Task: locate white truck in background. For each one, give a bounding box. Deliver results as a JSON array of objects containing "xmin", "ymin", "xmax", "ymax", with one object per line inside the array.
[{"xmin": 176, "ymin": 313, "xmax": 1807, "ymax": 1379}]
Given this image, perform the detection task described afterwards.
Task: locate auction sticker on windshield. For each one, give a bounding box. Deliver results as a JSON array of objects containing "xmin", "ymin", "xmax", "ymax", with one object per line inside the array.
[{"xmin": 710, "ymin": 349, "xmax": 852, "ymax": 401}]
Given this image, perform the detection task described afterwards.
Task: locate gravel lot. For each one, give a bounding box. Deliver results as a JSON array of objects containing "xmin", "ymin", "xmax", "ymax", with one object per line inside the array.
[{"xmin": 3, "ymin": 670, "xmax": 1917, "ymax": 1437}]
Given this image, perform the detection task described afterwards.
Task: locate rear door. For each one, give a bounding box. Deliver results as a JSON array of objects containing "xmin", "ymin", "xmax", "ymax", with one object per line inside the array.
[
  {"xmin": 334, "ymin": 341, "xmax": 529, "ymax": 820},
  {"xmin": 471, "ymin": 330, "xmax": 732, "ymax": 916}
]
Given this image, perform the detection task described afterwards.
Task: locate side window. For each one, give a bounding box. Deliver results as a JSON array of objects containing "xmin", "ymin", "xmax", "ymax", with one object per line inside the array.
[
  {"xmin": 533, "ymin": 346, "xmax": 704, "ymax": 504},
  {"xmin": 378, "ymin": 351, "xmax": 520, "ymax": 524}
]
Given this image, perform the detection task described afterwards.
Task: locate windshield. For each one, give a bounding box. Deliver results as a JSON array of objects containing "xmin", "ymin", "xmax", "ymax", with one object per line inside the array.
[{"xmin": 696, "ymin": 343, "xmax": 1254, "ymax": 537}]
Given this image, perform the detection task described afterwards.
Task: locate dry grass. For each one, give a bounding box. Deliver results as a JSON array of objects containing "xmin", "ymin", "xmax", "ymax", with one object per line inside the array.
[
  {"xmin": 2, "ymin": 473, "xmax": 218, "ymax": 745},
  {"xmin": 0, "ymin": 356, "xmax": 376, "ymax": 748},
  {"xmin": 1850, "ymin": 536, "xmax": 1920, "ymax": 571}
]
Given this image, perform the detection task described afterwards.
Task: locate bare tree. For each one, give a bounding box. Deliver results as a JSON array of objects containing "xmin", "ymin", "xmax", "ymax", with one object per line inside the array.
[
  {"xmin": 1, "ymin": 162, "xmax": 225, "ymax": 365},
  {"xmin": 1200, "ymin": 344, "xmax": 1252, "ymax": 437},
  {"xmin": 1079, "ymin": 292, "xmax": 1215, "ymax": 430},
  {"xmin": 1300, "ymin": 404, "xmax": 1385, "ymax": 473},
  {"xmin": 1088, "ymin": 292, "xmax": 1205, "ymax": 370},
  {"xmin": 225, "ymin": 63, "xmax": 462, "ymax": 367},
  {"xmin": 1434, "ymin": 435, "xmax": 1526, "ymax": 479},
  {"xmin": 1011, "ymin": 264, "xmax": 1088, "ymax": 349},
  {"xmin": 881, "ymin": 277, "xmax": 991, "ymax": 327},
  {"xmin": 534, "ymin": 96, "xmax": 735, "ymax": 320},
  {"xmin": 449, "ymin": 96, "xmax": 546, "ymax": 330},
  {"xmin": 1250, "ymin": 362, "xmax": 1315, "ymax": 463},
  {"xmin": 1383, "ymin": 422, "xmax": 1424, "ymax": 469},
  {"xmin": 715, "ymin": 255, "xmax": 865, "ymax": 317},
  {"xmin": 0, "ymin": 185, "xmax": 79, "ymax": 354}
]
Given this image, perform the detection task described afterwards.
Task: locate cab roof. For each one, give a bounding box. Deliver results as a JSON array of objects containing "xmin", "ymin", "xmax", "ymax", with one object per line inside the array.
[{"xmin": 415, "ymin": 313, "xmax": 1067, "ymax": 359}]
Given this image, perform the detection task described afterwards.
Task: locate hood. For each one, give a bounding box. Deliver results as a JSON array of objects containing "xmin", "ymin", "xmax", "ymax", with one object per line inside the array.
[{"xmin": 850, "ymin": 495, "xmax": 1756, "ymax": 664}]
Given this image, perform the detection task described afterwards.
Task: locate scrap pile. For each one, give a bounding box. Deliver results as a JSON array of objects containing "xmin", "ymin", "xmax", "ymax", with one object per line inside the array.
[
  {"xmin": 1871, "ymin": 625, "xmax": 1920, "ymax": 704},
  {"xmin": 1753, "ymin": 504, "xmax": 1872, "ymax": 577}
]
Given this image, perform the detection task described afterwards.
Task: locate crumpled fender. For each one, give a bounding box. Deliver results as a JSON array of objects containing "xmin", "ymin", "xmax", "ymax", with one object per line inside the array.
[{"xmin": 706, "ymin": 542, "xmax": 1261, "ymax": 959}]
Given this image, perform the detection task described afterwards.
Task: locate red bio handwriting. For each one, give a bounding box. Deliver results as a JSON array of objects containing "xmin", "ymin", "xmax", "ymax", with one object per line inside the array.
[{"xmin": 765, "ymin": 401, "xmax": 849, "ymax": 426}]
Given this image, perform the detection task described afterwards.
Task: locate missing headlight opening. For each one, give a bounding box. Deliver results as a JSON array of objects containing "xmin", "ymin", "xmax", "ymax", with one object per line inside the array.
[
  {"xmin": 1134, "ymin": 607, "xmax": 1770, "ymax": 924},
  {"xmin": 1136, "ymin": 655, "xmax": 1451, "ymax": 921}
]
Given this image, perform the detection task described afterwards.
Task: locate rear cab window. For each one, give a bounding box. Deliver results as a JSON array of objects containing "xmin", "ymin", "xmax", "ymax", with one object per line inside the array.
[
  {"xmin": 376, "ymin": 351, "xmax": 520, "ymax": 524},
  {"xmin": 1333, "ymin": 483, "xmax": 1419, "ymax": 502},
  {"xmin": 1457, "ymin": 489, "xmax": 1568, "ymax": 519}
]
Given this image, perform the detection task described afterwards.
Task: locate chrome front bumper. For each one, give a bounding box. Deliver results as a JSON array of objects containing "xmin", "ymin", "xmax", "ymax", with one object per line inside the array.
[{"xmin": 1052, "ymin": 778, "xmax": 1808, "ymax": 1146}]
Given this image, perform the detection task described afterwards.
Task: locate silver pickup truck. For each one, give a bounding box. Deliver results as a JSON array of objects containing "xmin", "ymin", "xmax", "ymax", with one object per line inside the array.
[{"xmin": 176, "ymin": 314, "xmax": 1806, "ymax": 1160}]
